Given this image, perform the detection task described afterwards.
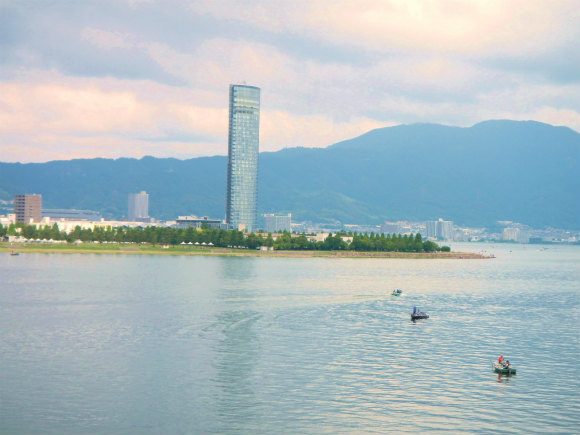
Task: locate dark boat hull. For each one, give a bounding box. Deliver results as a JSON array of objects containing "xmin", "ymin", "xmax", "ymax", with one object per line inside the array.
[
  {"xmin": 411, "ymin": 314, "xmax": 429, "ymax": 320},
  {"xmin": 492, "ymin": 363, "xmax": 516, "ymax": 375}
]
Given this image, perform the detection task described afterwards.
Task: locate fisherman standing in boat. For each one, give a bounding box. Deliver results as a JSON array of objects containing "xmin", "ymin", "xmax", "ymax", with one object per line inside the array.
[
  {"xmin": 413, "ymin": 306, "xmax": 418, "ymax": 315},
  {"xmin": 498, "ymin": 355, "xmax": 504, "ymax": 365}
]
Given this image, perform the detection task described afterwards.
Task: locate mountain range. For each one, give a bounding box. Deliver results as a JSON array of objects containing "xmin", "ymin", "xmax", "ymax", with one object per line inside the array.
[{"xmin": 1, "ymin": 120, "xmax": 578, "ymax": 229}]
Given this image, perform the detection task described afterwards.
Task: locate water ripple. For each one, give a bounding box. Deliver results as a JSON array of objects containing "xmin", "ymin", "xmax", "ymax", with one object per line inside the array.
[{"xmin": 1, "ymin": 246, "xmax": 579, "ymax": 434}]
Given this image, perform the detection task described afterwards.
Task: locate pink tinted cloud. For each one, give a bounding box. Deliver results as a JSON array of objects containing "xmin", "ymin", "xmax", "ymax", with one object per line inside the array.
[
  {"xmin": 192, "ymin": 0, "xmax": 578, "ymax": 56},
  {"xmin": 1, "ymin": 1, "xmax": 578, "ymax": 163},
  {"xmin": 0, "ymin": 72, "xmax": 391, "ymax": 162}
]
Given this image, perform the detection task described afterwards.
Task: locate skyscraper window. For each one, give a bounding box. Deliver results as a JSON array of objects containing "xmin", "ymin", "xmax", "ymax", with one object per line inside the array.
[{"xmin": 226, "ymin": 84, "xmax": 260, "ymax": 231}]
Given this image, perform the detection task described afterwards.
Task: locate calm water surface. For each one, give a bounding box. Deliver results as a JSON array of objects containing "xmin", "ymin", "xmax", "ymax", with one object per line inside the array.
[{"xmin": 1, "ymin": 243, "xmax": 579, "ymax": 434}]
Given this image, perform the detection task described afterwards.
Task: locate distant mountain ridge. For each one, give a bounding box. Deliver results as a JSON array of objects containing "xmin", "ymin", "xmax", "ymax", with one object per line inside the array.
[{"xmin": 1, "ymin": 120, "xmax": 578, "ymax": 229}]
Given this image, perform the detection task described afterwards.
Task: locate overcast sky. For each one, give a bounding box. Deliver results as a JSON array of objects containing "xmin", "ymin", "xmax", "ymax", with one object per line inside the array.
[{"xmin": 1, "ymin": 0, "xmax": 578, "ymax": 162}]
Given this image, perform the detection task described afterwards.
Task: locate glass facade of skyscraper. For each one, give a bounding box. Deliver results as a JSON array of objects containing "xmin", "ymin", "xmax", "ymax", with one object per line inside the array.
[
  {"xmin": 128, "ymin": 191, "xmax": 149, "ymax": 220},
  {"xmin": 226, "ymin": 84, "xmax": 260, "ymax": 231}
]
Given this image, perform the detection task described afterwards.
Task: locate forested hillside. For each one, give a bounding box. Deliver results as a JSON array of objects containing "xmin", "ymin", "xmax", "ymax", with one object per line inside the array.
[{"xmin": 1, "ymin": 120, "xmax": 578, "ymax": 229}]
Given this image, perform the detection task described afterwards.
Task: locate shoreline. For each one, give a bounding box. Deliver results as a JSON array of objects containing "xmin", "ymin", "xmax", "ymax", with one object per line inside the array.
[{"xmin": 2, "ymin": 244, "xmax": 491, "ymax": 259}]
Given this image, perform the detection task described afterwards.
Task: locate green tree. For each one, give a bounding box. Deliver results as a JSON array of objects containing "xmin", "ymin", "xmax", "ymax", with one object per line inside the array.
[
  {"xmin": 50, "ymin": 223, "xmax": 63, "ymax": 240},
  {"xmin": 423, "ymin": 240, "xmax": 438, "ymax": 252},
  {"xmin": 246, "ymin": 233, "xmax": 262, "ymax": 249},
  {"xmin": 322, "ymin": 233, "xmax": 347, "ymax": 250},
  {"xmin": 22, "ymin": 224, "xmax": 38, "ymax": 239},
  {"xmin": 292, "ymin": 235, "xmax": 311, "ymax": 250}
]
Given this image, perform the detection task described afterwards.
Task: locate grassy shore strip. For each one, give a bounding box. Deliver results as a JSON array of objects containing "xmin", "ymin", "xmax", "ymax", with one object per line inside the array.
[{"xmin": 1, "ymin": 243, "xmax": 490, "ymax": 259}]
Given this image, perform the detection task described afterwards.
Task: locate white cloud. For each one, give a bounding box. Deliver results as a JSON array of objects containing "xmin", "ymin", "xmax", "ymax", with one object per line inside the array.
[
  {"xmin": 473, "ymin": 83, "xmax": 580, "ymax": 129},
  {"xmin": 0, "ymin": 1, "xmax": 578, "ymax": 163},
  {"xmin": 191, "ymin": 0, "xmax": 579, "ymax": 57},
  {"xmin": 142, "ymin": 38, "xmax": 297, "ymax": 90},
  {"xmin": 81, "ymin": 27, "xmax": 134, "ymax": 50}
]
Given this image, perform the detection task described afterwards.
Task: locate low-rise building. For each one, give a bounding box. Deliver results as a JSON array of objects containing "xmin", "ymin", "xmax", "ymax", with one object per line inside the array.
[
  {"xmin": 174, "ymin": 216, "xmax": 225, "ymax": 229},
  {"xmin": 264, "ymin": 213, "xmax": 292, "ymax": 233},
  {"xmin": 43, "ymin": 209, "xmax": 101, "ymax": 221}
]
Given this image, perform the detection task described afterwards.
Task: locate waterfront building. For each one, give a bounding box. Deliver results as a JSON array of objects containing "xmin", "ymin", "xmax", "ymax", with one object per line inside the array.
[
  {"xmin": 264, "ymin": 213, "xmax": 291, "ymax": 233},
  {"xmin": 226, "ymin": 84, "xmax": 261, "ymax": 232},
  {"xmin": 174, "ymin": 216, "xmax": 225, "ymax": 230},
  {"xmin": 438, "ymin": 219, "xmax": 454, "ymax": 240},
  {"xmin": 308, "ymin": 233, "xmax": 330, "ymax": 243},
  {"xmin": 0, "ymin": 214, "xmax": 15, "ymax": 226},
  {"xmin": 503, "ymin": 227, "xmax": 519, "ymax": 242},
  {"xmin": 426, "ymin": 218, "xmax": 454, "ymax": 240},
  {"xmin": 502, "ymin": 227, "xmax": 530, "ymax": 243},
  {"xmin": 518, "ymin": 230, "xmax": 530, "ymax": 243},
  {"xmin": 14, "ymin": 194, "xmax": 42, "ymax": 223},
  {"xmin": 128, "ymin": 191, "xmax": 150, "ymax": 221},
  {"xmin": 43, "ymin": 209, "xmax": 101, "ymax": 221},
  {"xmin": 426, "ymin": 220, "xmax": 438, "ymax": 238}
]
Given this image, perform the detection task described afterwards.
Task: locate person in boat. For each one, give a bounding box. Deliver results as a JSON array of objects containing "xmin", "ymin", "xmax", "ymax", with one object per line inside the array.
[
  {"xmin": 498, "ymin": 355, "xmax": 504, "ymax": 365},
  {"xmin": 413, "ymin": 306, "xmax": 419, "ymax": 315}
]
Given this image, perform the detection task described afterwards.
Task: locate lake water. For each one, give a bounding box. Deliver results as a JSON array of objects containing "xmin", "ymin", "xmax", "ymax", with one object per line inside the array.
[{"xmin": 1, "ymin": 243, "xmax": 579, "ymax": 434}]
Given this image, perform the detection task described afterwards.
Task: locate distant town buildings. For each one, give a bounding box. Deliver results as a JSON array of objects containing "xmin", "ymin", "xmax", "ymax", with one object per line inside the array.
[
  {"xmin": 264, "ymin": 213, "xmax": 291, "ymax": 233},
  {"xmin": 128, "ymin": 191, "xmax": 150, "ymax": 221},
  {"xmin": 14, "ymin": 194, "xmax": 42, "ymax": 223},
  {"xmin": 343, "ymin": 223, "xmax": 382, "ymax": 234},
  {"xmin": 3, "ymin": 187, "xmax": 578, "ymax": 246},
  {"xmin": 426, "ymin": 218, "xmax": 454, "ymax": 240},
  {"xmin": 380, "ymin": 221, "xmax": 403, "ymax": 234},
  {"xmin": 2, "ymin": 202, "xmax": 579, "ymax": 246},
  {"xmin": 226, "ymin": 84, "xmax": 261, "ymax": 232},
  {"xmin": 502, "ymin": 227, "xmax": 530, "ymax": 243}
]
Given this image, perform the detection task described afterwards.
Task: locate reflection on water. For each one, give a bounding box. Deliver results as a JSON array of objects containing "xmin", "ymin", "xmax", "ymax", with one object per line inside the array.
[
  {"xmin": 0, "ymin": 244, "xmax": 579, "ymax": 434},
  {"xmin": 214, "ymin": 258, "xmax": 261, "ymax": 431},
  {"xmin": 497, "ymin": 373, "xmax": 513, "ymax": 384}
]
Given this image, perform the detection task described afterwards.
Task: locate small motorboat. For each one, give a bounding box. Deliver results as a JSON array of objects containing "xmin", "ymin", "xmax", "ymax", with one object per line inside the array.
[
  {"xmin": 392, "ymin": 289, "xmax": 403, "ymax": 296},
  {"xmin": 411, "ymin": 311, "xmax": 429, "ymax": 320},
  {"xmin": 492, "ymin": 362, "xmax": 516, "ymax": 375}
]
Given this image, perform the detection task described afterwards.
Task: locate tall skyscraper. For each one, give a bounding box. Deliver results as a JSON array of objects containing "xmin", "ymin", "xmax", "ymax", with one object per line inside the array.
[
  {"xmin": 128, "ymin": 191, "xmax": 149, "ymax": 221},
  {"xmin": 226, "ymin": 84, "xmax": 260, "ymax": 231},
  {"xmin": 14, "ymin": 194, "xmax": 42, "ymax": 223}
]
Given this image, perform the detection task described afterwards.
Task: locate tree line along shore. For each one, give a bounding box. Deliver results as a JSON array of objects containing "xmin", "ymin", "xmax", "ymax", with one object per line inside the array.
[
  {"xmin": 1, "ymin": 223, "xmax": 453, "ymax": 254},
  {"xmin": 1, "ymin": 243, "xmax": 489, "ymax": 259}
]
